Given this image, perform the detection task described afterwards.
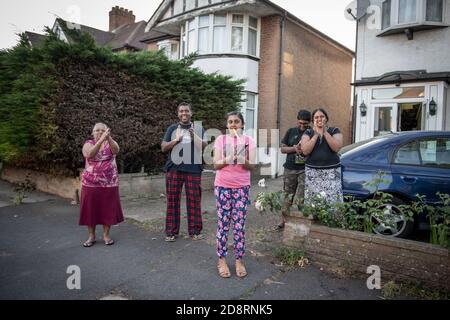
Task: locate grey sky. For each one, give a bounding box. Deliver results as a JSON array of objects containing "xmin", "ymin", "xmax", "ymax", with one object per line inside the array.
[{"xmin": 0, "ymin": 0, "xmax": 356, "ymax": 50}]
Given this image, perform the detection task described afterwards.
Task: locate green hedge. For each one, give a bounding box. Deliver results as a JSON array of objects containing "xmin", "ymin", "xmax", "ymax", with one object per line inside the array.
[{"xmin": 0, "ymin": 24, "xmax": 244, "ymax": 175}]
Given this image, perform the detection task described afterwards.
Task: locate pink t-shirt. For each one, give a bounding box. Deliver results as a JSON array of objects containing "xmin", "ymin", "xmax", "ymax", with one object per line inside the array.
[{"xmin": 214, "ymin": 134, "xmax": 256, "ymax": 189}]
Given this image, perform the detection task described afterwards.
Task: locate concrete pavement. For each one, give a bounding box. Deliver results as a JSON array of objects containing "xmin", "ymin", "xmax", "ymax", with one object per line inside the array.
[{"xmin": 0, "ymin": 179, "xmax": 383, "ymax": 300}]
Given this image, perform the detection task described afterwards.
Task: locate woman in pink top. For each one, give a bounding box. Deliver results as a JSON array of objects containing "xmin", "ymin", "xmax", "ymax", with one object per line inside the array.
[
  {"xmin": 213, "ymin": 112, "xmax": 256, "ymax": 278},
  {"xmin": 79, "ymin": 123, "xmax": 124, "ymax": 247}
]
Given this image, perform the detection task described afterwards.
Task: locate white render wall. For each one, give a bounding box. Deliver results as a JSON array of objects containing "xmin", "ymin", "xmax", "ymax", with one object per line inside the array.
[
  {"xmin": 356, "ymin": 0, "xmax": 450, "ymax": 80},
  {"xmin": 446, "ymin": 85, "xmax": 450, "ymax": 130},
  {"xmin": 192, "ymin": 57, "xmax": 259, "ymax": 92}
]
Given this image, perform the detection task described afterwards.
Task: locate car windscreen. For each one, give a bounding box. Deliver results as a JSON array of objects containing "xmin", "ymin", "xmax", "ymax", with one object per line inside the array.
[{"xmin": 339, "ymin": 135, "xmax": 394, "ymax": 156}]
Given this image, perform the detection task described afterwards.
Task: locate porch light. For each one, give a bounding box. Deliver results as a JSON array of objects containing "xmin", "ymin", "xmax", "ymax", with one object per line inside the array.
[
  {"xmin": 359, "ymin": 101, "xmax": 367, "ymax": 117},
  {"xmin": 429, "ymin": 98, "xmax": 437, "ymax": 116}
]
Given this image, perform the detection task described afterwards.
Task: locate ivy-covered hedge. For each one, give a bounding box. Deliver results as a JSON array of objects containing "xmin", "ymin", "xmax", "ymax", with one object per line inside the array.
[{"xmin": 0, "ymin": 24, "xmax": 244, "ymax": 176}]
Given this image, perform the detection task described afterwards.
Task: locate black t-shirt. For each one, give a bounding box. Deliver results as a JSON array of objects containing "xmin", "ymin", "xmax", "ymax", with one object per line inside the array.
[
  {"xmin": 281, "ymin": 127, "xmax": 308, "ymax": 170},
  {"xmin": 304, "ymin": 127, "xmax": 341, "ymax": 169},
  {"xmin": 163, "ymin": 123, "xmax": 205, "ymax": 174}
]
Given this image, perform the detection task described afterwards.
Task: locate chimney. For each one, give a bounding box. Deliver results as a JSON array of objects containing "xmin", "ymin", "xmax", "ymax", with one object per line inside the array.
[{"xmin": 109, "ymin": 6, "xmax": 136, "ymax": 31}]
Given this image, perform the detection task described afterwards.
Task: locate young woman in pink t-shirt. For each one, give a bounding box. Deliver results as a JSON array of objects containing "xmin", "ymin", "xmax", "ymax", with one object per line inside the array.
[{"xmin": 213, "ymin": 112, "xmax": 256, "ymax": 278}]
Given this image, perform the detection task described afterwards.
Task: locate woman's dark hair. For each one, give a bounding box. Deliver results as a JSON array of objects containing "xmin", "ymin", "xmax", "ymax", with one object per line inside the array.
[
  {"xmin": 226, "ymin": 111, "xmax": 245, "ymax": 125},
  {"xmin": 311, "ymin": 108, "xmax": 329, "ymax": 122},
  {"xmin": 297, "ymin": 109, "xmax": 311, "ymax": 121}
]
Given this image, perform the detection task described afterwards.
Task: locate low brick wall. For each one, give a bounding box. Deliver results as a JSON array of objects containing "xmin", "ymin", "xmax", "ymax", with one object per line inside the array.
[
  {"xmin": 0, "ymin": 165, "xmax": 80, "ymax": 201},
  {"xmin": 0, "ymin": 166, "xmax": 216, "ymax": 201},
  {"xmin": 283, "ymin": 211, "xmax": 450, "ymax": 291}
]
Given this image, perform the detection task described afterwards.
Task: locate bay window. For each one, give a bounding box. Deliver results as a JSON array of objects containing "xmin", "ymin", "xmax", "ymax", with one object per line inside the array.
[
  {"xmin": 180, "ymin": 13, "xmax": 260, "ymax": 57},
  {"xmin": 380, "ymin": 0, "xmax": 446, "ymax": 36}
]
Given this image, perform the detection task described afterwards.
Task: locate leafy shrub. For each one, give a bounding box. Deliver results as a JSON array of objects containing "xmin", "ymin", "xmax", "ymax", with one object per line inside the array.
[{"xmin": 0, "ymin": 24, "xmax": 244, "ymax": 175}]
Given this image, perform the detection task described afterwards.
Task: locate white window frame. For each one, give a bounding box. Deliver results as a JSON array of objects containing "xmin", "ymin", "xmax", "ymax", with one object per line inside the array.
[
  {"xmin": 180, "ymin": 12, "xmax": 260, "ymax": 58},
  {"xmin": 157, "ymin": 40, "xmax": 180, "ymax": 60},
  {"xmin": 241, "ymin": 92, "xmax": 258, "ymax": 141}
]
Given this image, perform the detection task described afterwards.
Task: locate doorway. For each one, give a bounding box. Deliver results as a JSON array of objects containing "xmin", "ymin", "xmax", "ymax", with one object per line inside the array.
[{"xmin": 397, "ymin": 103, "xmax": 423, "ymax": 132}]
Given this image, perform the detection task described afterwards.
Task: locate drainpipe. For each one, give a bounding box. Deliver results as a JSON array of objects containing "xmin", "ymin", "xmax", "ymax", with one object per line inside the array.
[
  {"xmin": 275, "ymin": 11, "xmax": 287, "ymax": 178},
  {"xmin": 351, "ymin": 15, "xmax": 359, "ymax": 143}
]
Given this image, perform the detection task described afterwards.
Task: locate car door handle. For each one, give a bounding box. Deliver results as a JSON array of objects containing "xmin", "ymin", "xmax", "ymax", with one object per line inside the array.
[{"xmin": 401, "ymin": 176, "xmax": 418, "ymax": 184}]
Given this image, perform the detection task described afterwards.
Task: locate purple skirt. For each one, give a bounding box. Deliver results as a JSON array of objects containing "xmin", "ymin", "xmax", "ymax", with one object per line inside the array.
[{"xmin": 79, "ymin": 186, "xmax": 124, "ymax": 226}]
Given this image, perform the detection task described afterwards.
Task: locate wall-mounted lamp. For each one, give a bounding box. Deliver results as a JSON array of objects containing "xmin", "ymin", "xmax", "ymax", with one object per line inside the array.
[
  {"xmin": 429, "ymin": 98, "xmax": 437, "ymax": 116},
  {"xmin": 359, "ymin": 101, "xmax": 367, "ymax": 117}
]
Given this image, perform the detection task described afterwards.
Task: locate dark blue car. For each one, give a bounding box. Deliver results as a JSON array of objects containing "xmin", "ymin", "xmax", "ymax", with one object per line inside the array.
[{"xmin": 340, "ymin": 131, "xmax": 450, "ymax": 238}]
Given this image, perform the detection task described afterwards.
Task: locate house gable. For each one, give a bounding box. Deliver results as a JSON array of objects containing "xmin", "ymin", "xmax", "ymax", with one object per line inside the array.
[{"xmin": 145, "ymin": 0, "xmax": 279, "ymax": 33}]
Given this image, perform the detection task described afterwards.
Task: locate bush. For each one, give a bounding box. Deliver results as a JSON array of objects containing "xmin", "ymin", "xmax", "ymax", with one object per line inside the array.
[{"xmin": 0, "ymin": 24, "xmax": 244, "ymax": 175}]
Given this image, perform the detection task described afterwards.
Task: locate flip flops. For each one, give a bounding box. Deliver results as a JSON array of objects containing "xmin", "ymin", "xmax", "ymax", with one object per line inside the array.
[
  {"xmin": 104, "ymin": 239, "xmax": 115, "ymax": 245},
  {"xmin": 83, "ymin": 239, "xmax": 96, "ymax": 247}
]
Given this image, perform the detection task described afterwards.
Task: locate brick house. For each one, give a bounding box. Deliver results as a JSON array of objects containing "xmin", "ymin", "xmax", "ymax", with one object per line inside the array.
[
  {"xmin": 141, "ymin": 0, "xmax": 354, "ymax": 176},
  {"xmin": 23, "ymin": 2, "xmax": 354, "ymax": 176}
]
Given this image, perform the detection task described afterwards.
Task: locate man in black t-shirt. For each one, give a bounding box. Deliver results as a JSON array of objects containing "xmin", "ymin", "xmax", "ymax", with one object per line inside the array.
[
  {"xmin": 274, "ymin": 110, "xmax": 311, "ymax": 231},
  {"xmin": 161, "ymin": 102, "xmax": 207, "ymax": 242}
]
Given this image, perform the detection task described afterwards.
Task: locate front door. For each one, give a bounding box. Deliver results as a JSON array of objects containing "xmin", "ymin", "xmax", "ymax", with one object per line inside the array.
[{"xmin": 373, "ymin": 103, "xmax": 398, "ymax": 137}]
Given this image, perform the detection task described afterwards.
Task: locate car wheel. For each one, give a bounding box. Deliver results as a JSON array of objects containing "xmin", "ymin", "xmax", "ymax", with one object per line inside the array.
[{"xmin": 371, "ymin": 196, "xmax": 415, "ymax": 238}]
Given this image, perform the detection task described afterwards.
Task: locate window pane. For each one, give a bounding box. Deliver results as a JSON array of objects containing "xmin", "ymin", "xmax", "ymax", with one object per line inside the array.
[
  {"xmin": 249, "ymin": 16, "xmax": 258, "ymax": 29},
  {"xmin": 213, "ymin": 26, "xmax": 226, "ymax": 52},
  {"xmin": 374, "ymin": 107, "xmax": 392, "ymax": 137},
  {"xmin": 198, "ymin": 0, "xmax": 209, "ymax": 7},
  {"xmin": 246, "ymin": 109, "xmax": 255, "ymax": 131},
  {"xmin": 171, "ymin": 43, "xmax": 178, "ymax": 58},
  {"xmin": 231, "ymin": 27, "xmax": 243, "ymax": 52},
  {"xmin": 398, "ymin": 0, "xmax": 417, "ymax": 24},
  {"xmin": 199, "ymin": 15, "xmax": 210, "ymax": 27},
  {"xmin": 372, "ymin": 87, "xmax": 425, "ymax": 100},
  {"xmin": 426, "ymin": 0, "xmax": 443, "ymax": 22},
  {"xmin": 419, "ymin": 140, "xmax": 437, "ymax": 165},
  {"xmin": 214, "ymin": 14, "xmax": 226, "ymax": 25},
  {"xmin": 394, "ymin": 141, "xmax": 421, "ymax": 165},
  {"xmin": 247, "ymin": 93, "xmax": 255, "ymax": 109},
  {"xmin": 382, "ymin": 0, "xmax": 391, "ymax": 29},
  {"xmin": 198, "ymin": 27, "xmax": 209, "ymax": 54},
  {"xmin": 188, "ymin": 29, "xmax": 195, "ymax": 53},
  {"xmin": 248, "ymin": 29, "xmax": 257, "ymax": 55},
  {"xmin": 232, "ymin": 14, "xmax": 244, "ymax": 24}
]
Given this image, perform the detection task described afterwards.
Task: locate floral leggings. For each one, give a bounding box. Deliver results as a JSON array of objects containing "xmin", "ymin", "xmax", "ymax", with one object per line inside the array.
[{"xmin": 215, "ymin": 186, "xmax": 251, "ymax": 260}]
